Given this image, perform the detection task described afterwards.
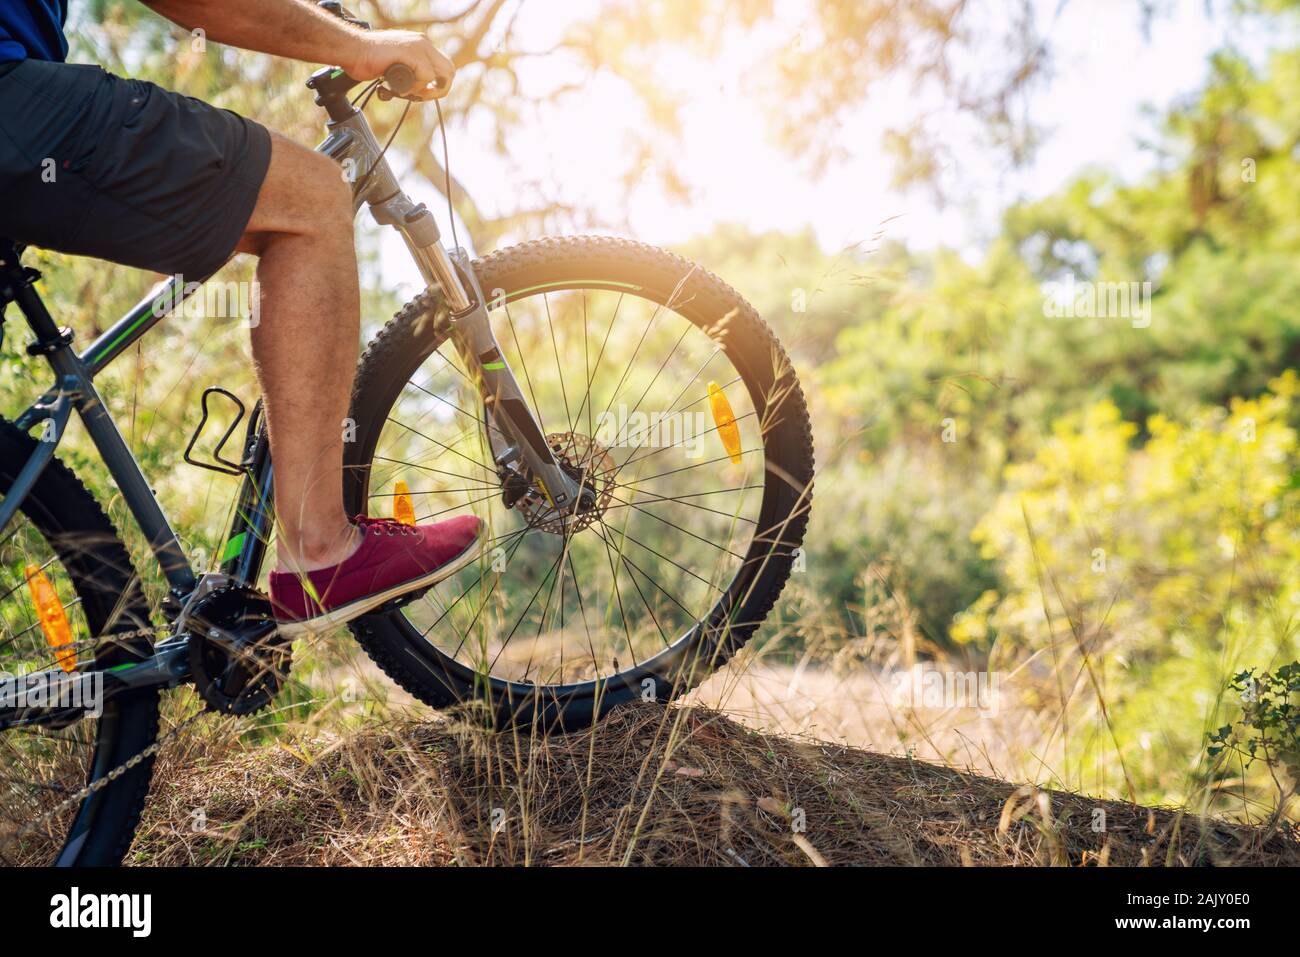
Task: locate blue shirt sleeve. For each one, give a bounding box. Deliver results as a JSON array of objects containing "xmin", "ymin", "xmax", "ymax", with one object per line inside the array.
[{"xmin": 0, "ymin": 1, "xmax": 70, "ymax": 64}]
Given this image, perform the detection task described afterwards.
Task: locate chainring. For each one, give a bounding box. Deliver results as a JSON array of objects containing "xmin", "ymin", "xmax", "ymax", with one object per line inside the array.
[{"xmin": 186, "ymin": 585, "xmax": 291, "ymax": 716}]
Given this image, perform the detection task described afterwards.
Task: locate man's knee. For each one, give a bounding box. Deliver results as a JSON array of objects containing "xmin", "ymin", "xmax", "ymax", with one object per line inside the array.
[
  {"xmin": 239, "ymin": 134, "xmax": 354, "ymax": 253},
  {"xmin": 301, "ymin": 150, "xmax": 355, "ymax": 226}
]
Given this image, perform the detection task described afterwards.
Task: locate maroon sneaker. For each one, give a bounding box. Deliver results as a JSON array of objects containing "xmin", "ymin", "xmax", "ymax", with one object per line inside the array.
[{"xmin": 269, "ymin": 514, "xmax": 483, "ymax": 636}]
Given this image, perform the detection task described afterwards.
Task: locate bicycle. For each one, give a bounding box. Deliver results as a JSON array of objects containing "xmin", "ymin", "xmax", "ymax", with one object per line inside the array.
[{"xmin": 0, "ymin": 21, "xmax": 813, "ymax": 866}]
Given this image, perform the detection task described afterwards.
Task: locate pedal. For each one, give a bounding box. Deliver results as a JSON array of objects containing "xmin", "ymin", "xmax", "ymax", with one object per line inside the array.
[{"xmin": 369, "ymin": 585, "xmax": 433, "ymax": 616}]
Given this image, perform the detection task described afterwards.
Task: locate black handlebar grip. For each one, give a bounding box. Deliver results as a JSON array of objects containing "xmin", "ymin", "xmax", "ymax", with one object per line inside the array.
[{"xmin": 384, "ymin": 64, "xmax": 417, "ymax": 96}]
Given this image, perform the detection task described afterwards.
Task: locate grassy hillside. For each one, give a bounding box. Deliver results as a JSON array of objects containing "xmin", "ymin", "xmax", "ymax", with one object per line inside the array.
[{"xmin": 129, "ymin": 703, "xmax": 1300, "ymax": 866}]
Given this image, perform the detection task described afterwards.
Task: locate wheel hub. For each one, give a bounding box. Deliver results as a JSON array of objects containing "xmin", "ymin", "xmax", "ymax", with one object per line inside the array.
[{"xmin": 516, "ymin": 432, "xmax": 616, "ymax": 534}]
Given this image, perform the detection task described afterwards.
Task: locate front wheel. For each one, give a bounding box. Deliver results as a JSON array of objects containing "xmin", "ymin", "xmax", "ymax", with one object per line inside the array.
[{"xmin": 345, "ymin": 237, "xmax": 813, "ymax": 729}]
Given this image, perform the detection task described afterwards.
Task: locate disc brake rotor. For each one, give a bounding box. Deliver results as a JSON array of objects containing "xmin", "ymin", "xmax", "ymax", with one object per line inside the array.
[{"xmin": 516, "ymin": 432, "xmax": 617, "ymax": 534}]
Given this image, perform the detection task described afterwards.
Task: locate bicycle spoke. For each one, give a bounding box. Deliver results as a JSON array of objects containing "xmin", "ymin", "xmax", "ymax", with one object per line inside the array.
[
  {"xmin": 432, "ymin": 524, "xmax": 533, "ymax": 650},
  {"xmin": 543, "ymin": 293, "xmax": 574, "ymax": 436},
  {"xmin": 596, "ymin": 299, "xmax": 667, "ymax": 428},
  {"xmin": 615, "ymin": 449, "xmax": 761, "ymax": 490},
  {"xmin": 488, "ymin": 545, "xmax": 566, "ymax": 673},
  {"xmin": 373, "ymin": 455, "xmax": 496, "ymax": 489},
  {"xmin": 613, "ymin": 315, "xmax": 695, "ymax": 448},
  {"xmin": 601, "ymin": 491, "xmax": 758, "ymax": 524},
  {"xmin": 612, "ymin": 408, "xmax": 757, "ymax": 482},
  {"xmin": 502, "ymin": 300, "xmax": 550, "ymax": 441},
  {"xmin": 605, "ymin": 490, "xmax": 747, "ymax": 560},
  {"xmin": 591, "ymin": 518, "xmax": 697, "ymax": 619},
  {"xmin": 569, "ymin": 293, "xmax": 623, "ymax": 434},
  {"xmin": 370, "ymin": 279, "xmax": 779, "ymax": 690},
  {"xmin": 591, "ymin": 512, "xmax": 639, "ymax": 669},
  {"xmin": 385, "ymin": 416, "xmax": 497, "ymax": 478},
  {"xmin": 0, "ymin": 552, "xmax": 56, "ymax": 609}
]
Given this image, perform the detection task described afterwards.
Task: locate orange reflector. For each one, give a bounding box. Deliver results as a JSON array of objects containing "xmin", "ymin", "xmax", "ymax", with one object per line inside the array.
[
  {"xmin": 707, "ymin": 381, "xmax": 743, "ymax": 464},
  {"xmin": 25, "ymin": 563, "xmax": 76, "ymax": 673},
  {"xmin": 393, "ymin": 480, "xmax": 416, "ymax": 525}
]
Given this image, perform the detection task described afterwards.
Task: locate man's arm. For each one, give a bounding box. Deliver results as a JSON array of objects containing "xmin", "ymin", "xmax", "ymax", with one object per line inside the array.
[{"xmin": 140, "ymin": 0, "xmax": 454, "ymax": 98}]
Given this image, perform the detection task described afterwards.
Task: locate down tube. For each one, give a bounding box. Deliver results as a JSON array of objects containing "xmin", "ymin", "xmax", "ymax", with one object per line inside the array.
[
  {"xmin": 70, "ymin": 362, "xmax": 198, "ymax": 594},
  {"xmin": 75, "ymin": 273, "xmax": 213, "ymax": 595}
]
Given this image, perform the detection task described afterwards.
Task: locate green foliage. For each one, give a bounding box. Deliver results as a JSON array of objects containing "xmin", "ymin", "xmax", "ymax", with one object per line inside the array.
[
  {"xmin": 1208, "ymin": 663, "xmax": 1300, "ymax": 785},
  {"xmin": 1003, "ymin": 49, "xmax": 1300, "ymax": 423},
  {"xmin": 965, "ymin": 375, "xmax": 1300, "ymax": 802},
  {"xmin": 727, "ymin": 36, "xmax": 1300, "ymax": 812}
]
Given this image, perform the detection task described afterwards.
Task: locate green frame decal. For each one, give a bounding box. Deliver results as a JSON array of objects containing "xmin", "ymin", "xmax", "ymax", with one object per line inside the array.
[{"xmin": 220, "ymin": 531, "xmax": 247, "ymax": 564}]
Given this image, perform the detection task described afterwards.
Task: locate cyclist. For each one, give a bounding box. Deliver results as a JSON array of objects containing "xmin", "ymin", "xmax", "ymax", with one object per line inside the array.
[{"xmin": 0, "ymin": 1, "xmax": 483, "ymax": 634}]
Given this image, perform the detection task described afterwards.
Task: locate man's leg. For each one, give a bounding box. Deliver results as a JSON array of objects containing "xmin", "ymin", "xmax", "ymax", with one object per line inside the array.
[
  {"xmin": 238, "ymin": 131, "xmax": 482, "ymax": 631},
  {"xmin": 235, "ymin": 133, "xmax": 361, "ymax": 572}
]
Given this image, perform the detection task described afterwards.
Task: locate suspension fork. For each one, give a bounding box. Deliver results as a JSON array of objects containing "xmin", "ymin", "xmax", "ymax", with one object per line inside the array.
[
  {"xmin": 367, "ymin": 201, "xmax": 582, "ymax": 507},
  {"xmin": 312, "ymin": 94, "xmax": 581, "ymax": 511},
  {"xmin": 434, "ymin": 251, "xmax": 583, "ymax": 511},
  {"xmin": 367, "ymin": 185, "xmax": 582, "ymax": 508}
]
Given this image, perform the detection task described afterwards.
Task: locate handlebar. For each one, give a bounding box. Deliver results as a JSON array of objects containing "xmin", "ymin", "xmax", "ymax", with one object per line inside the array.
[
  {"xmin": 383, "ymin": 64, "xmax": 416, "ymax": 96},
  {"xmin": 378, "ymin": 63, "xmax": 446, "ymax": 101},
  {"xmin": 312, "ymin": 5, "xmax": 443, "ymax": 102}
]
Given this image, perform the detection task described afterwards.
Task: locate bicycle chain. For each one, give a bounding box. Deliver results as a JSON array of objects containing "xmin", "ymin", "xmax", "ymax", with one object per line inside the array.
[
  {"xmin": 100, "ymin": 623, "xmax": 170, "ymax": 646},
  {"xmin": 17, "ymin": 622, "xmax": 190, "ymax": 840},
  {"xmin": 21, "ymin": 709, "xmax": 203, "ymax": 841}
]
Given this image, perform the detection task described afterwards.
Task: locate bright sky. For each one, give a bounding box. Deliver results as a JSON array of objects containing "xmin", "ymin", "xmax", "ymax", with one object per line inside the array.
[
  {"xmin": 61, "ymin": 1, "xmax": 1290, "ymax": 297},
  {"xmin": 366, "ymin": 1, "xmax": 1289, "ymax": 297},
  {"xmin": 368, "ymin": 0, "xmax": 1286, "ymax": 296}
]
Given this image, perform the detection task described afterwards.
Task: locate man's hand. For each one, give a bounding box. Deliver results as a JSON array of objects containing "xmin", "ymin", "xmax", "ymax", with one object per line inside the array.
[{"xmin": 341, "ymin": 30, "xmax": 455, "ymax": 100}]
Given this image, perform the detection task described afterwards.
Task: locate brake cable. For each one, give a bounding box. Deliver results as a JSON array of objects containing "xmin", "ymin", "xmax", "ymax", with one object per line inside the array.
[
  {"xmin": 434, "ymin": 98, "xmax": 461, "ymax": 253},
  {"xmin": 355, "ymin": 83, "xmax": 460, "ymax": 255},
  {"xmin": 354, "ymin": 97, "xmax": 412, "ymax": 200},
  {"xmin": 351, "ymin": 76, "xmax": 383, "ymax": 108}
]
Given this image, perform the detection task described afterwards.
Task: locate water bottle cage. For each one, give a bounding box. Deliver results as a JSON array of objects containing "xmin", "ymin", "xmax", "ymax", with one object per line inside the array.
[{"xmin": 183, "ymin": 387, "xmax": 247, "ymax": 476}]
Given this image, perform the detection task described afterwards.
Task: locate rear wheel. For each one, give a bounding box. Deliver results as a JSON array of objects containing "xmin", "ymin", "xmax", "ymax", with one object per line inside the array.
[
  {"xmin": 346, "ymin": 237, "xmax": 813, "ymax": 729},
  {"xmin": 0, "ymin": 418, "xmax": 159, "ymax": 865}
]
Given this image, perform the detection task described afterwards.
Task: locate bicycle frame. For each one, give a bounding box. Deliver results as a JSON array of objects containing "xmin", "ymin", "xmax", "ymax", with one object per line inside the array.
[{"xmin": 0, "ymin": 65, "xmax": 583, "ymax": 694}]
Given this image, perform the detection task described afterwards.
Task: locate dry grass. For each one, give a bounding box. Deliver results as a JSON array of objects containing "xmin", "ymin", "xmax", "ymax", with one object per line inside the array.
[
  {"xmin": 129, "ymin": 701, "xmax": 1300, "ymax": 866},
  {"xmin": 688, "ymin": 660, "xmax": 1045, "ymax": 778}
]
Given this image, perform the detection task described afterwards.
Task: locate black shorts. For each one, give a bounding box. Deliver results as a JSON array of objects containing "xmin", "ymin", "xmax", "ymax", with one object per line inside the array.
[{"xmin": 0, "ymin": 58, "xmax": 271, "ymax": 278}]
